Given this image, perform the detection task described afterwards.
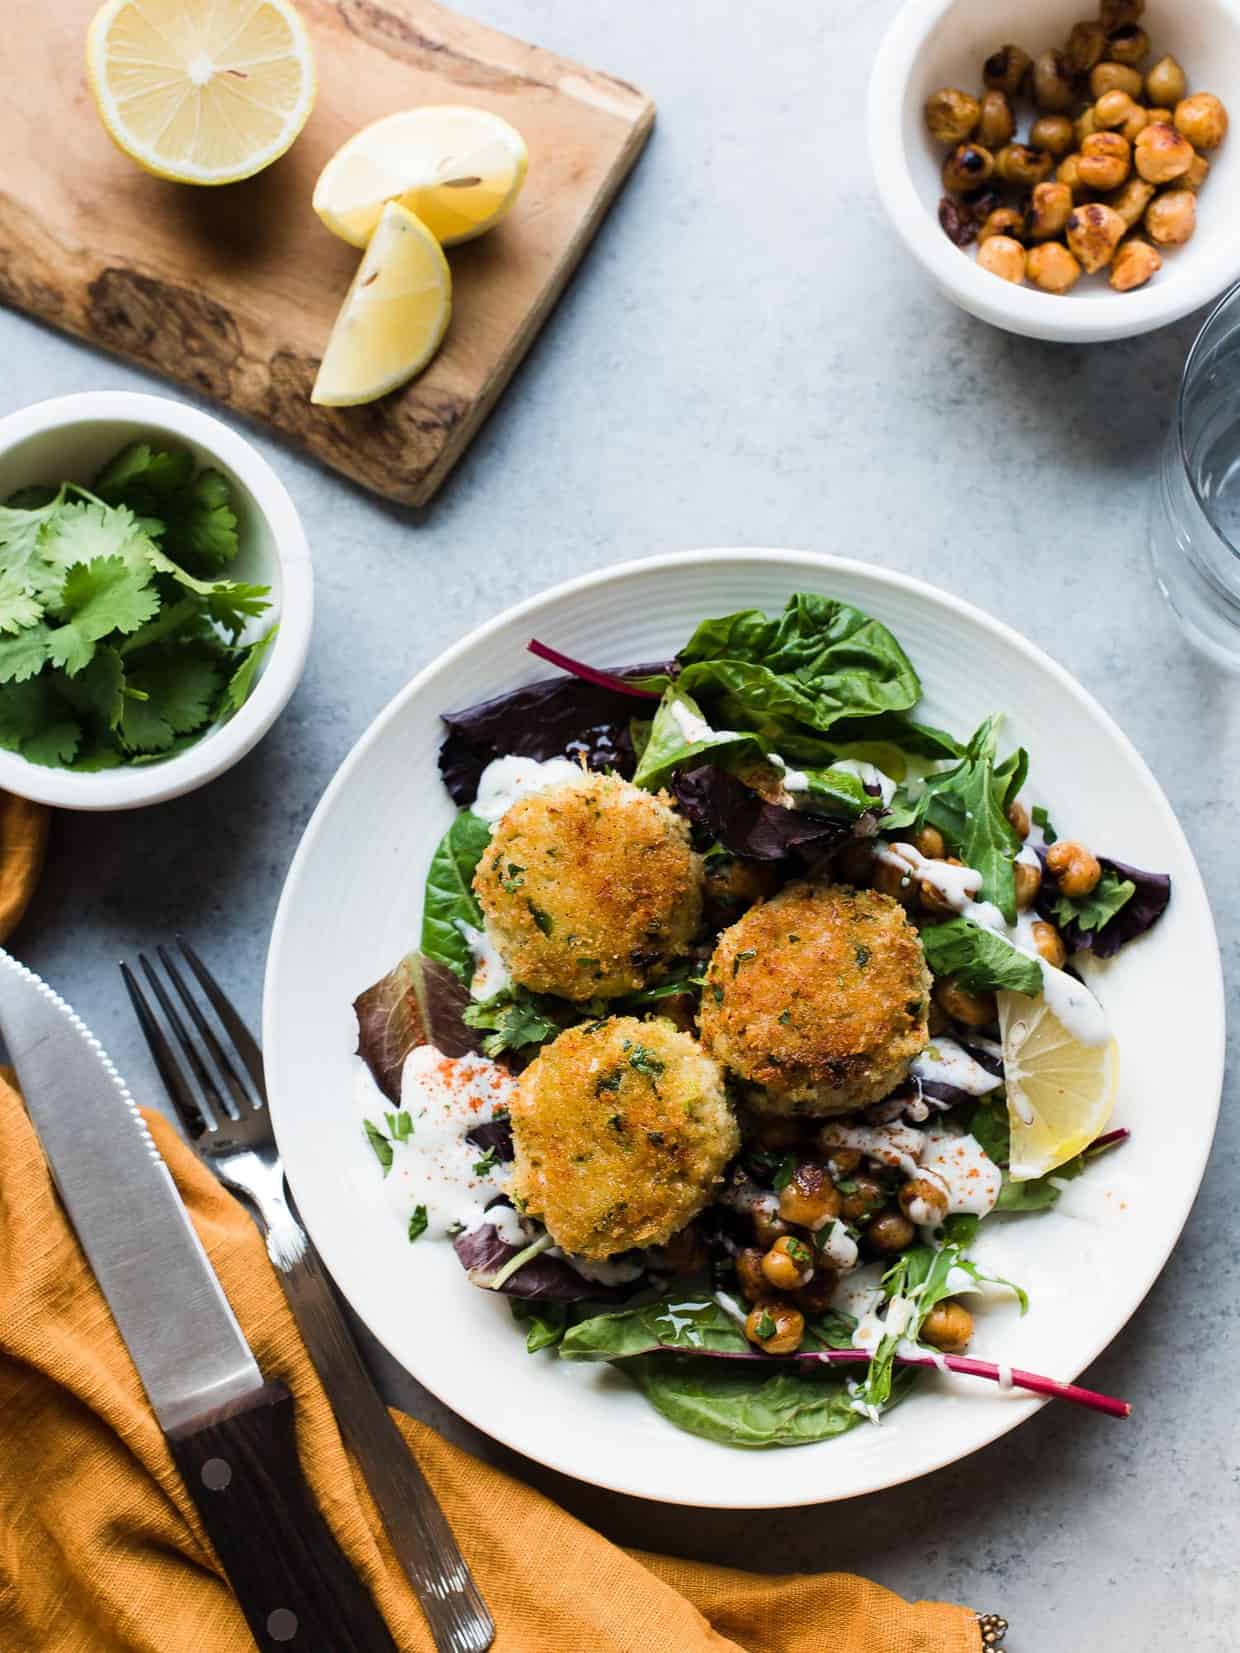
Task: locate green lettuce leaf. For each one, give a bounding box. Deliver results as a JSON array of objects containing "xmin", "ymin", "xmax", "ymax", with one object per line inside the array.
[
  {"xmin": 920, "ymin": 917, "xmax": 1042, "ymax": 995},
  {"xmin": 907, "ymin": 717, "xmax": 1025, "ymax": 922},
  {"xmin": 419, "ymin": 810, "xmax": 491, "ymax": 983},
  {"xmin": 1043, "ymin": 866, "xmax": 1135, "ymax": 937}
]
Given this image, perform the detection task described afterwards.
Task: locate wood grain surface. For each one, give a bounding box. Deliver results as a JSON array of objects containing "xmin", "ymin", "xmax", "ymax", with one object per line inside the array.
[{"xmin": 0, "ymin": 0, "xmax": 654, "ymax": 505}]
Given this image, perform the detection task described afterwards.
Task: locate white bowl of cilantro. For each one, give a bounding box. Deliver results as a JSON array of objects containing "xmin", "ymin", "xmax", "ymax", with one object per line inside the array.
[{"xmin": 0, "ymin": 391, "xmax": 312, "ymax": 810}]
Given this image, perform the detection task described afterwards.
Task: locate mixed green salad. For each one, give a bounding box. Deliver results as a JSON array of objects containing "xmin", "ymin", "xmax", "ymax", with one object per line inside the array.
[
  {"xmin": 0, "ymin": 441, "xmax": 276, "ymax": 769},
  {"xmin": 352, "ymin": 592, "xmax": 1168, "ymax": 1449}
]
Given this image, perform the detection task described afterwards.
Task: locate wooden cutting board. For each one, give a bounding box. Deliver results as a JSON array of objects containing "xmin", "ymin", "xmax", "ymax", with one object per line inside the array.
[{"xmin": 0, "ymin": 0, "xmax": 654, "ymax": 505}]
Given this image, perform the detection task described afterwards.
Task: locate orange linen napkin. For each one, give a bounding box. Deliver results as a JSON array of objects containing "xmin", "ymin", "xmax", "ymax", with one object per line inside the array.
[{"xmin": 0, "ymin": 794, "xmax": 981, "ymax": 1653}]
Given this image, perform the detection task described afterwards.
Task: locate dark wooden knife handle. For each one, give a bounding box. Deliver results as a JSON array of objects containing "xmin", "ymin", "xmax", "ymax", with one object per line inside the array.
[{"xmin": 166, "ymin": 1381, "xmax": 398, "ymax": 1653}]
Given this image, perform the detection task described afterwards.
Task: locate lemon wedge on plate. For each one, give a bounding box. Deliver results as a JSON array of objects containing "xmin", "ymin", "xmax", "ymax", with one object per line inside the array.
[
  {"xmin": 313, "ymin": 105, "xmax": 528, "ymax": 248},
  {"xmin": 86, "ymin": 0, "xmax": 316, "ymax": 186},
  {"xmin": 311, "ymin": 202, "xmax": 451, "ymax": 407},
  {"xmin": 998, "ymin": 982, "xmax": 1120, "ymax": 1182}
]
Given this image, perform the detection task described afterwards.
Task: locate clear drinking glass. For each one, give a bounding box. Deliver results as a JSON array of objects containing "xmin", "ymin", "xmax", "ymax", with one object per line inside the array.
[{"xmin": 1150, "ymin": 279, "xmax": 1240, "ymax": 670}]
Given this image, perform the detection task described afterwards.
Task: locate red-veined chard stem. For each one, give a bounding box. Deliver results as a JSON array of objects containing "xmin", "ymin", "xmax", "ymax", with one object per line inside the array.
[{"xmin": 526, "ymin": 638, "xmax": 662, "ymax": 700}]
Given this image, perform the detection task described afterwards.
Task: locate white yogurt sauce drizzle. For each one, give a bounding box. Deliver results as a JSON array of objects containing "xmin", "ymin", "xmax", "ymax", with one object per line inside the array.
[
  {"xmin": 455, "ymin": 919, "xmax": 510, "ymax": 1001},
  {"xmin": 831, "ymin": 758, "xmax": 898, "ymax": 807},
  {"xmin": 921, "ymin": 1125, "xmax": 1003, "ymax": 1219},
  {"xmin": 874, "ymin": 840, "xmax": 1110, "ymax": 1046},
  {"xmin": 355, "ymin": 1045, "xmax": 516, "ymax": 1237},
  {"xmin": 819, "ymin": 1119, "xmax": 926, "ymax": 1179},
  {"xmin": 669, "ymin": 698, "xmax": 742, "ymax": 746},
  {"xmin": 471, "ymin": 754, "xmax": 585, "ymax": 824},
  {"xmin": 912, "ymin": 1036, "xmax": 1003, "ymax": 1098}
]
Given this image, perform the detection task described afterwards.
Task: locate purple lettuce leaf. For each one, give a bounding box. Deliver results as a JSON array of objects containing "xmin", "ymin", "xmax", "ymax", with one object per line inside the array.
[
  {"xmin": 437, "ymin": 660, "xmax": 674, "ymax": 807},
  {"xmin": 465, "ymin": 1116, "xmax": 514, "ymax": 1163},
  {"xmin": 670, "ymin": 764, "xmax": 864, "ymax": 863},
  {"xmin": 353, "ymin": 951, "xmax": 476, "ymax": 1103},
  {"xmin": 1036, "ymin": 850, "xmax": 1171, "ymax": 959},
  {"xmin": 453, "ymin": 1219, "xmax": 633, "ymax": 1302}
]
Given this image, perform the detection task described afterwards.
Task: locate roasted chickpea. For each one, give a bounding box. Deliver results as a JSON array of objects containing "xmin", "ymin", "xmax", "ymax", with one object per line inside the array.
[
  {"xmin": 1025, "ymin": 181, "xmax": 1074, "ymax": 241},
  {"xmin": 872, "ymin": 855, "xmax": 917, "ymax": 910},
  {"xmin": 840, "ymin": 1174, "xmax": 886, "ymax": 1225},
  {"xmin": 1007, "ymin": 800, "xmax": 1031, "ymax": 839},
  {"xmin": 920, "ymin": 856, "xmax": 966, "ymax": 914},
  {"xmin": 983, "ymin": 44, "xmax": 1032, "ymax": 98},
  {"xmin": 1064, "ymin": 20, "xmax": 1107, "ymax": 75},
  {"xmin": 1030, "ymin": 919, "xmax": 1068, "ymax": 969},
  {"xmin": 899, "ymin": 1175, "xmax": 949, "ymax": 1226},
  {"xmin": 943, "ymin": 143, "xmax": 995, "ymax": 192},
  {"xmin": 1014, "ymin": 858, "xmax": 1043, "ymax": 911},
  {"xmin": 1145, "ymin": 187, "xmax": 1197, "ymax": 246},
  {"xmin": 793, "ymin": 1267, "xmax": 840, "ymax": 1315},
  {"xmin": 933, "ymin": 976, "xmax": 997, "ymax": 1028},
  {"xmin": 1045, "ymin": 838, "xmax": 1102, "ymax": 896},
  {"xmin": 752, "ymin": 1204, "xmax": 790, "ymax": 1247},
  {"xmin": 1074, "ymin": 106, "xmax": 1100, "ymax": 148},
  {"xmin": 778, "ymin": 1162, "xmax": 842, "ymax": 1231},
  {"xmin": 1134, "ymin": 122, "xmax": 1194, "ymax": 183},
  {"xmin": 761, "ymin": 1234, "xmax": 815, "ymax": 1292},
  {"xmin": 1106, "ymin": 24, "xmax": 1149, "ymax": 67},
  {"xmin": 1033, "ymin": 49, "xmax": 1077, "ymax": 112},
  {"xmin": 996, "ymin": 143, "xmax": 1053, "ymax": 187},
  {"xmin": 977, "ymin": 233, "xmax": 1027, "ymax": 285},
  {"xmin": 1144, "ymin": 108, "xmax": 1174, "ymax": 126},
  {"xmin": 922, "ymin": 1300, "xmax": 975, "ymax": 1353},
  {"xmin": 1097, "ymin": 91, "xmax": 1148, "ymax": 141},
  {"xmin": 1110, "ymin": 237, "xmax": 1163, "ymax": 290},
  {"xmin": 1175, "ymin": 93, "xmax": 1229, "ymax": 151},
  {"xmin": 1057, "ymin": 153, "xmax": 1087, "ymax": 198},
  {"xmin": 1078, "ymin": 130, "xmax": 1131, "ymax": 191},
  {"xmin": 1090, "ymin": 61, "xmax": 1144, "ymax": 100},
  {"xmin": 1183, "ymin": 151, "xmax": 1211, "ymax": 191},
  {"xmin": 925, "ymin": 88, "xmax": 982, "ymax": 145},
  {"xmin": 1145, "ymin": 55, "xmax": 1186, "ymax": 109},
  {"xmin": 745, "ymin": 1300, "xmax": 804, "ymax": 1356},
  {"xmin": 1030, "ymin": 115, "xmax": 1075, "ymax": 158},
  {"xmin": 866, "ymin": 1209, "xmax": 916, "ymax": 1255},
  {"xmin": 911, "ymin": 824, "xmax": 946, "ymax": 859},
  {"xmin": 1107, "ymin": 175, "xmax": 1155, "ymax": 228},
  {"xmin": 975, "ymin": 89, "xmax": 1014, "ymax": 150},
  {"xmin": 735, "ymin": 1246, "xmax": 768, "ymax": 1304},
  {"xmin": 1066, "ymin": 202, "xmax": 1128, "ymax": 272},
  {"xmin": 827, "ymin": 1147, "xmax": 862, "ymax": 1177},
  {"xmin": 1026, "ymin": 241, "xmax": 1083, "ymax": 293},
  {"xmin": 1099, "ymin": 0, "xmax": 1144, "ymax": 28}
]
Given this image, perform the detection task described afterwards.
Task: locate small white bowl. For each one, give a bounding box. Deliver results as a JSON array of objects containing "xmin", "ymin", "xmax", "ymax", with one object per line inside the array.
[
  {"xmin": 0, "ymin": 392, "xmax": 312, "ymax": 811},
  {"xmin": 867, "ymin": 0, "xmax": 1240, "ymax": 342}
]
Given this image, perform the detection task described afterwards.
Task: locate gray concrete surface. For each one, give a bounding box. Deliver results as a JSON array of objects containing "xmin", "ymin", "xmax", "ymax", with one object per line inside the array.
[{"xmin": 4, "ymin": 1, "xmax": 1237, "ymax": 1645}]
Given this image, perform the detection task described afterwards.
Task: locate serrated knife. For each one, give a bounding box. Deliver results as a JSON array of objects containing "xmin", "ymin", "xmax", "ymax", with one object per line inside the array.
[{"xmin": 0, "ymin": 950, "xmax": 399, "ymax": 1653}]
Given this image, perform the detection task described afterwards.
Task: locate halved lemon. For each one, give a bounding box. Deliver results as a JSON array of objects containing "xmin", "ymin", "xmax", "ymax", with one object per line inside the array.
[
  {"xmin": 313, "ymin": 105, "xmax": 528, "ymax": 248},
  {"xmin": 999, "ymin": 984, "xmax": 1119, "ymax": 1182},
  {"xmin": 87, "ymin": 0, "xmax": 316, "ymax": 186},
  {"xmin": 311, "ymin": 202, "xmax": 451, "ymax": 407}
]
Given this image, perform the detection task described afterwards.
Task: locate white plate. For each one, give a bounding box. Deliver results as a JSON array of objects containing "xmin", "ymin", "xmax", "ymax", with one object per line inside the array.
[{"xmin": 264, "ymin": 550, "xmax": 1224, "ymax": 1508}]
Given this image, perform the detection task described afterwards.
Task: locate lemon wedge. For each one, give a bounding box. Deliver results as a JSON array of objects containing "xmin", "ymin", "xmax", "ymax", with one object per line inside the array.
[
  {"xmin": 998, "ymin": 983, "xmax": 1119, "ymax": 1182},
  {"xmin": 86, "ymin": 0, "xmax": 316, "ymax": 186},
  {"xmin": 313, "ymin": 105, "xmax": 528, "ymax": 248},
  {"xmin": 311, "ymin": 202, "xmax": 451, "ymax": 406}
]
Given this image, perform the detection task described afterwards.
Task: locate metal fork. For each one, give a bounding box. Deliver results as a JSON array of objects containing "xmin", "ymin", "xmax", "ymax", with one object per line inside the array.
[{"xmin": 121, "ymin": 942, "xmax": 495, "ymax": 1653}]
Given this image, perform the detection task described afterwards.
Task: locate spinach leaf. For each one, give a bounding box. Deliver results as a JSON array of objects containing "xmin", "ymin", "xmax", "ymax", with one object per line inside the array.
[
  {"xmin": 826, "ymin": 712, "xmax": 965, "ymax": 761},
  {"xmin": 561, "ymin": 1296, "xmax": 855, "ymax": 1363},
  {"xmin": 631, "ymin": 684, "xmax": 765, "ymax": 791},
  {"xmin": 630, "ymin": 1356, "xmax": 868, "ymax": 1449},
  {"xmin": 420, "ymin": 810, "xmax": 491, "ymax": 983},
  {"xmin": 921, "ymin": 917, "xmax": 1042, "ymax": 996},
  {"xmin": 910, "ymin": 717, "xmax": 1025, "ymax": 922},
  {"xmin": 794, "ymin": 765, "xmax": 875, "ymax": 818},
  {"xmin": 675, "ymin": 594, "xmax": 921, "ymax": 738},
  {"xmin": 510, "ymin": 1300, "xmax": 570, "ymax": 1352},
  {"xmin": 964, "ymin": 1098, "xmax": 1011, "ymax": 1165}
]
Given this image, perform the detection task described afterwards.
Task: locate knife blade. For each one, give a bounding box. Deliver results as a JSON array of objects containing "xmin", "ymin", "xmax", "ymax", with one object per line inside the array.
[{"xmin": 0, "ymin": 950, "xmax": 399, "ymax": 1653}]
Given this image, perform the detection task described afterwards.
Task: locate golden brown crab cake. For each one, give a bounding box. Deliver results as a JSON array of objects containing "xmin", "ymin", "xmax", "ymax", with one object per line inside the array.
[
  {"xmin": 698, "ymin": 881, "xmax": 931, "ymax": 1116},
  {"xmin": 472, "ymin": 772, "xmax": 703, "ymax": 1001},
  {"xmin": 509, "ymin": 1016, "xmax": 737, "ymax": 1259}
]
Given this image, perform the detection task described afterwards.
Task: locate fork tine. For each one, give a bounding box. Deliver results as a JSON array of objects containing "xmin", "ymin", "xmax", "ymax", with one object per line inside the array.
[
  {"xmin": 178, "ymin": 939, "xmax": 267, "ymax": 1103},
  {"xmin": 156, "ymin": 944, "xmax": 255, "ymax": 1117},
  {"xmin": 138, "ymin": 953, "xmax": 234, "ymax": 1124},
  {"xmin": 120, "ymin": 961, "xmax": 211, "ymax": 1141}
]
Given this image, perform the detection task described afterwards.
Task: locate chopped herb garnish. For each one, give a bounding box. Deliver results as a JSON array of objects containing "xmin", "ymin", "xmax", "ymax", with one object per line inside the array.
[
  {"xmin": 733, "ymin": 948, "xmax": 757, "ymax": 977},
  {"xmin": 627, "ymin": 1044, "xmax": 666, "ymax": 1079},
  {"xmin": 786, "ymin": 1237, "xmax": 812, "ymax": 1267},
  {"xmin": 528, "ymin": 901, "xmax": 554, "ymax": 936},
  {"xmin": 595, "ymin": 1068, "xmax": 624, "ymax": 1095},
  {"xmin": 385, "ymin": 1109, "xmax": 413, "ymax": 1143},
  {"xmin": 710, "ymin": 983, "xmax": 725, "ymax": 1004},
  {"xmin": 755, "ymin": 1310, "xmax": 777, "ymax": 1341},
  {"xmin": 772, "ymin": 1153, "xmax": 797, "ymax": 1192},
  {"xmin": 472, "ymin": 1146, "xmax": 500, "ymax": 1175},
  {"xmin": 787, "ymin": 933, "xmax": 801, "ymax": 944},
  {"xmin": 500, "ymin": 862, "xmax": 526, "ymax": 892},
  {"xmin": 407, "ymin": 1204, "xmax": 429, "ymax": 1242},
  {"xmin": 363, "ymin": 1119, "xmax": 392, "ymax": 1176},
  {"xmin": 1032, "ymin": 804, "xmax": 1057, "ymax": 844},
  {"xmin": 836, "ymin": 1179, "xmax": 859, "ymax": 1195},
  {"xmin": 854, "ymin": 944, "xmax": 871, "ymax": 969},
  {"xmin": 778, "ymin": 1007, "xmax": 792, "ymax": 1025}
]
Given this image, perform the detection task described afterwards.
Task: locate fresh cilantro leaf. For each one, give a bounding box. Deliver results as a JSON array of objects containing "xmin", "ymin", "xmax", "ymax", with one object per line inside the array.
[
  {"xmin": 47, "ymin": 556, "xmax": 160, "ymax": 676},
  {"xmin": 0, "ymin": 677, "xmax": 64, "ymax": 749},
  {"xmin": 0, "ymin": 493, "xmax": 66, "ymax": 601},
  {"xmin": 1032, "ymin": 804, "xmax": 1057, "ymax": 845},
  {"xmin": 223, "ymin": 623, "xmax": 278, "ymax": 715},
  {"xmin": 126, "ymin": 647, "xmax": 223, "ymax": 735},
  {"xmin": 771, "ymin": 1152, "xmax": 797, "ymax": 1191},
  {"xmin": 463, "ymin": 988, "xmax": 566, "ymax": 1058},
  {"xmin": 626, "ymin": 1043, "xmax": 666, "ymax": 1080},
  {"xmin": 70, "ymin": 741, "xmax": 124, "ymax": 772},
  {"xmin": 4, "ymin": 485, "xmax": 60, "ymax": 511},
  {"xmin": 385, "ymin": 1109, "xmax": 414, "ymax": 1144},
  {"xmin": 143, "ymin": 542, "xmax": 270, "ymax": 639},
  {"xmin": 407, "ymin": 1204, "xmax": 429, "ymax": 1242},
  {"xmin": 94, "ymin": 441, "xmax": 195, "ymax": 505},
  {"xmin": 41, "ymin": 503, "xmax": 152, "ymax": 575},
  {"xmin": 117, "ymin": 691, "xmax": 176, "ymax": 753},
  {"xmin": 174, "ymin": 469, "xmax": 239, "ymax": 568},
  {"xmin": 0, "ymin": 573, "xmax": 44, "ymax": 635},
  {"xmin": 54, "ymin": 646, "xmax": 126, "ymax": 731},
  {"xmin": 0, "ymin": 624, "xmax": 52, "ymax": 684},
  {"xmin": 1043, "ymin": 867, "xmax": 1135, "ymax": 940},
  {"xmin": 21, "ymin": 721, "xmax": 81, "ymax": 767},
  {"xmin": 473, "ymin": 1146, "xmax": 500, "ymax": 1175},
  {"xmin": 363, "ymin": 1119, "xmax": 393, "ymax": 1176},
  {"xmin": 921, "ymin": 918, "xmax": 1042, "ymax": 996}
]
